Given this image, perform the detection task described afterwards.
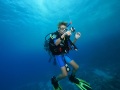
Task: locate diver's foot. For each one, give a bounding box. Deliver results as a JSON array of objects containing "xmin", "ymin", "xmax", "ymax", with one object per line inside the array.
[
  {"xmin": 68, "ymin": 74, "xmax": 79, "ymax": 84},
  {"xmin": 51, "ymin": 76, "xmax": 59, "ymax": 89}
]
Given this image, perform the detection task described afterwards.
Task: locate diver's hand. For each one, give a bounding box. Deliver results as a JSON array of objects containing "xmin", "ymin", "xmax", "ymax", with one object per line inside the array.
[
  {"xmin": 61, "ymin": 31, "xmax": 71, "ymax": 39},
  {"xmin": 65, "ymin": 30, "xmax": 71, "ymax": 36},
  {"xmin": 75, "ymin": 32, "xmax": 81, "ymax": 39}
]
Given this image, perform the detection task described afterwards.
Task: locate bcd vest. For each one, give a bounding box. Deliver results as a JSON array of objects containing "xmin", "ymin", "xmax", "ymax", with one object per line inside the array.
[{"xmin": 49, "ymin": 31, "xmax": 70, "ymax": 55}]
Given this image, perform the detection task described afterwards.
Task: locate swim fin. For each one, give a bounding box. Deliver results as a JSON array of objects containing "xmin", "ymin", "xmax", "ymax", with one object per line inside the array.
[
  {"xmin": 51, "ymin": 76, "xmax": 62, "ymax": 90},
  {"xmin": 75, "ymin": 78, "xmax": 92, "ymax": 90},
  {"xmin": 69, "ymin": 75, "xmax": 92, "ymax": 90},
  {"xmin": 52, "ymin": 85, "xmax": 62, "ymax": 90}
]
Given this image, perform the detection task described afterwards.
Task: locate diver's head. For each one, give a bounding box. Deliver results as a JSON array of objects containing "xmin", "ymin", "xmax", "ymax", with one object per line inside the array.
[{"xmin": 58, "ymin": 22, "xmax": 68, "ymax": 35}]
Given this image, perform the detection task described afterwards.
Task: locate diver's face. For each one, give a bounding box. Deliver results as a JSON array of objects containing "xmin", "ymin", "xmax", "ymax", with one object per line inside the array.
[{"xmin": 58, "ymin": 25, "xmax": 67, "ymax": 35}]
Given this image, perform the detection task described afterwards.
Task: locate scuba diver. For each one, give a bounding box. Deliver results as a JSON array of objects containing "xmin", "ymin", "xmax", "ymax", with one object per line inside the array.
[{"xmin": 44, "ymin": 21, "xmax": 92, "ymax": 90}]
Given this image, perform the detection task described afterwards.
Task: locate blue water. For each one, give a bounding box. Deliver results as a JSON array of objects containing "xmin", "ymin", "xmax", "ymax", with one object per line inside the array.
[{"xmin": 0, "ymin": 0, "xmax": 120, "ymax": 90}]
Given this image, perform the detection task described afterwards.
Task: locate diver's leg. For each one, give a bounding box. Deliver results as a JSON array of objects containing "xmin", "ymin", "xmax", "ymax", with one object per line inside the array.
[
  {"xmin": 68, "ymin": 60, "xmax": 80, "ymax": 83},
  {"xmin": 56, "ymin": 66, "xmax": 68, "ymax": 81},
  {"xmin": 69, "ymin": 61, "xmax": 92, "ymax": 89},
  {"xmin": 69, "ymin": 60, "xmax": 79, "ymax": 76},
  {"xmin": 64, "ymin": 55, "xmax": 79, "ymax": 83},
  {"xmin": 51, "ymin": 55, "xmax": 68, "ymax": 89},
  {"xmin": 51, "ymin": 66, "xmax": 68, "ymax": 89}
]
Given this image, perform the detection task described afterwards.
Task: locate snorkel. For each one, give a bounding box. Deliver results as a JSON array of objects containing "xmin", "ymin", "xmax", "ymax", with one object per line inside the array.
[
  {"xmin": 67, "ymin": 21, "xmax": 75, "ymax": 33},
  {"xmin": 67, "ymin": 21, "xmax": 72, "ymax": 27}
]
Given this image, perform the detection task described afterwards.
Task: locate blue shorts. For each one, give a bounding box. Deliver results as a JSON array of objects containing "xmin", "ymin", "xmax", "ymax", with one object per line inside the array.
[{"xmin": 55, "ymin": 54, "xmax": 72, "ymax": 67}]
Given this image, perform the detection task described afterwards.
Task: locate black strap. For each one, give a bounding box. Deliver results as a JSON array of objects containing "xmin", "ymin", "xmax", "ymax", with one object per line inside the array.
[{"xmin": 67, "ymin": 38, "xmax": 78, "ymax": 51}]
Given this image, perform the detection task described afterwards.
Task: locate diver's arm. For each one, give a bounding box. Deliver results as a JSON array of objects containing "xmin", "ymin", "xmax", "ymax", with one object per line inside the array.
[
  {"xmin": 55, "ymin": 33, "xmax": 66, "ymax": 46},
  {"xmin": 55, "ymin": 31, "xmax": 71, "ymax": 46},
  {"xmin": 72, "ymin": 38, "xmax": 77, "ymax": 44},
  {"xmin": 72, "ymin": 32, "xmax": 81, "ymax": 44},
  {"xmin": 55, "ymin": 38, "xmax": 61, "ymax": 46}
]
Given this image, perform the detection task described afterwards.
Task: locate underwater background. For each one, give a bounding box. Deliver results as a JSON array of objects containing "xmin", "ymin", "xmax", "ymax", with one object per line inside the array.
[{"xmin": 0, "ymin": 0, "xmax": 120, "ymax": 90}]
